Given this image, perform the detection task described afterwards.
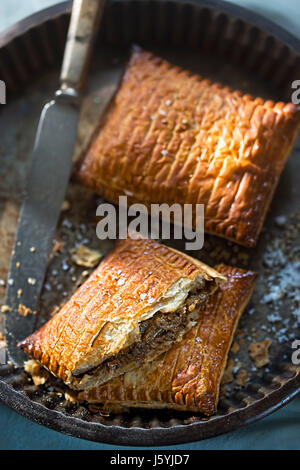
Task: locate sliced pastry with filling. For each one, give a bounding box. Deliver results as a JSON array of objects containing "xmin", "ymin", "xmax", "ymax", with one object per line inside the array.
[
  {"xmin": 79, "ymin": 265, "xmax": 257, "ymax": 416},
  {"xmin": 19, "ymin": 238, "xmax": 225, "ymax": 390},
  {"xmin": 75, "ymin": 47, "xmax": 300, "ymax": 247}
]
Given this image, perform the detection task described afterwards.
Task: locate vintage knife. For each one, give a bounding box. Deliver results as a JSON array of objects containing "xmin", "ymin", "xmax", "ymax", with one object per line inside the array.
[{"xmin": 5, "ymin": 0, "xmax": 106, "ymax": 366}]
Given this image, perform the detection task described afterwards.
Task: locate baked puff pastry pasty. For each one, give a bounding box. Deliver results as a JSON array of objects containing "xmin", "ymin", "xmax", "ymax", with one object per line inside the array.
[
  {"xmin": 79, "ymin": 265, "xmax": 257, "ymax": 416},
  {"xmin": 19, "ymin": 238, "xmax": 225, "ymax": 390},
  {"xmin": 75, "ymin": 48, "xmax": 300, "ymax": 247}
]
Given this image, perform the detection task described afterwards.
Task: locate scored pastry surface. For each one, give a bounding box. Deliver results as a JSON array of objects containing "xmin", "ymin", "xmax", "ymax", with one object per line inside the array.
[
  {"xmin": 75, "ymin": 48, "xmax": 300, "ymax": 247},
  {"xmin": 19, "ymin": 238, "xmax": 225, "ymax": 389},
  {"xmin": 79, "ymin": 264, "xmax": 257, "ymax": 416}
]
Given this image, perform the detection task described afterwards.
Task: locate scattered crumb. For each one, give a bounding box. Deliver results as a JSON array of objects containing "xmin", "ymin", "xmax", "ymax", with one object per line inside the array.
[
  {"xmin": 1, "ymin": 305, "xmax": 11, "ymax": 313},
  {"xmin": 24, "ymin": 359, "xmax": 49, "ymax": 386},
  {"xmin": 231, "ymin": 341, "xmax": 240, "ymax": 354},
  {"xmin": 221, "ymin": 358, "xmax": 235, "ymax": 384},
  {"xmin": 64, "ymin": 390, "xmax": 78, "ymax": 403},
  {"xmin": 51, "ymin": 239, "xmax": 65, "ymax": 256},
  {"xmin": 16, "ymin": 262, "xmax": 20, "ymax": 268},
  {"xmin": 18, "ymin": 304, "xmax": 36, "ymax": 317},
  {"xmin": 70, "ymin": 245, "xmax": 102, "ymax": 268},
  {"xmin": 249, "ymin": 339, "xmax": 272, "ymax": 368},
  {"xmin": 27, "ymin": 277, "xmax": 36, "ymax": 286},
  {"xmin": 236, "ymin": 369, "xmax": 247, "ymax": 387},
  {"xmin": 24, "ymin": 359, "xmax": 40, "ymax": 375},
  {"xmin": 17, "ymin": 289, "xmax": 22, "ymax": 298},
  {"xmin": 61, "ymin": 200, "xmax": 71, "ymax": 212}
]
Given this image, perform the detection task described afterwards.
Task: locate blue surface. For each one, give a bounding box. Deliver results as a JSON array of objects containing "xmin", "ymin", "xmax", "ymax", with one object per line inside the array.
[
  {"xmin": 1, "ymin": 399, "xmax": 300, "ymax": 450},
  {"xmin": 0, "ymin": 0, "xmax": 299, "ymax": 450}
]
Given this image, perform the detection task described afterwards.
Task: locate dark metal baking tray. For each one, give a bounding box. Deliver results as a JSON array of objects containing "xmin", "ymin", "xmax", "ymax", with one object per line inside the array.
[{"xmin": 0, "ymin": 0, "xmax": 299, "ymax": 446}]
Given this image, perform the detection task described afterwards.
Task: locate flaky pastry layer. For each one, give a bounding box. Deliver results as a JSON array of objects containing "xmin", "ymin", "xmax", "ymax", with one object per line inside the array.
[
  {"xmin": 79, "ymin": 265, "xmax": 257, "ymax": 416},
  {"xmin": 19, "ymin": 238, "xmax": 225, "ymax": 389},
  {"xmin": 75, "ymin": 48, "xmax": 300, "ymax": 247}
]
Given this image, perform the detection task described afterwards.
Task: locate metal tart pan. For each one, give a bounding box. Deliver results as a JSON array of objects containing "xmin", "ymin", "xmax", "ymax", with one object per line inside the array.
[{"xmin": 0, "ymin": 0, "xmax": 299, "ymax": 446}]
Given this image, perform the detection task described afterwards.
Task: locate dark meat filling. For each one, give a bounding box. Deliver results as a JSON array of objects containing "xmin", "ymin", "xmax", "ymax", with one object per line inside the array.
[{"xmin": 74, "ymin": 289, "xmax": 208, "ymax": 380}]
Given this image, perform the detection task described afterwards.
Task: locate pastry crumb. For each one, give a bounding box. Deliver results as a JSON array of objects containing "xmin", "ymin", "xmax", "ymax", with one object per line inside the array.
[
  {"xmin": 51, "ymin": 239, "xmax": 65, "ymax": 256},
  {"xmin": 24, "ymin": 359, "xmax": 40, "ymax": 375},
  {"xmin": 236, "ymin": 369, "xmax": 247, "ymax": 387},
  {"xmin": 18, "ymin": 304, "xmax": 36, "ymax": 317},
  {"xmin": 249, "ymin": 339, "xmax": 271, "ymax": 368},
  {"xmin": 1, "ymin": 305, "xmax": 11, "ymax": 313},
  {"xmin": 64, "ymin": 390, "xmax": 78, "ymax": 403},
  {"xmin": 61, "ymin": 200, "xmax": 71, "ymax": 211},
  {"xmin": 24, "ymin": 359, "xmax": 49, "ymax": 386},
  {"xmin": 70, "ymin": 245, "xmax": 102, "ymax": 268},
  {"xmin": 231, "ymin": 341, "xmax": 240, "ymax": 354}
]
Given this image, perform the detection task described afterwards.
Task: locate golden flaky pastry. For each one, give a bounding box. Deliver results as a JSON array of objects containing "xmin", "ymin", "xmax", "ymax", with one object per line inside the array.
[
  {"xmin": 75, "ymin": 48, "xmax": 300, "ymax": 247},
  {"xmin": 19, "ymin": 238, "xmax": 225, "ymax": 390},
  {"xmin": 79, "ymin": 265, "xmax": 257, "ymax": 416}
]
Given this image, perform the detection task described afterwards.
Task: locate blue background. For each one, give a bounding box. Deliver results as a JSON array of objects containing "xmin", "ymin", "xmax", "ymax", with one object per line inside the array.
[{"xmin": 0, "ymin": 0, "xmax": 299, "ymax": 450}]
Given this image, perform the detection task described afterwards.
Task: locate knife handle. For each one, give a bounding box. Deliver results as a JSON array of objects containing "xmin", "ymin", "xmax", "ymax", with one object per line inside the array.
[{"xmin": 60, "ymin": 0, "xmax": 106, "ymax": 91}]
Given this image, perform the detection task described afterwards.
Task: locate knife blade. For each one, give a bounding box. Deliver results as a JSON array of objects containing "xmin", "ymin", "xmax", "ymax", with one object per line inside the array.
[{"xmin": 5, "ymin": 0, "xmax": 106, "ymax": 366}]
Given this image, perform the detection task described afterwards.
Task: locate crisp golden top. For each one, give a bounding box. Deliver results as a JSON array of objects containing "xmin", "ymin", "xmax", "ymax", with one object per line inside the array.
[
  {"xmin": 19, "ymin": 238, "xmax": 224, "ymax": 386},
  {"xmin": 79, "ymin": 265, "xmax": 257, "ymax": 416},
  {"xmin": 75, "ymin": 48, "xmax": 300, "ymax": 246}
]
